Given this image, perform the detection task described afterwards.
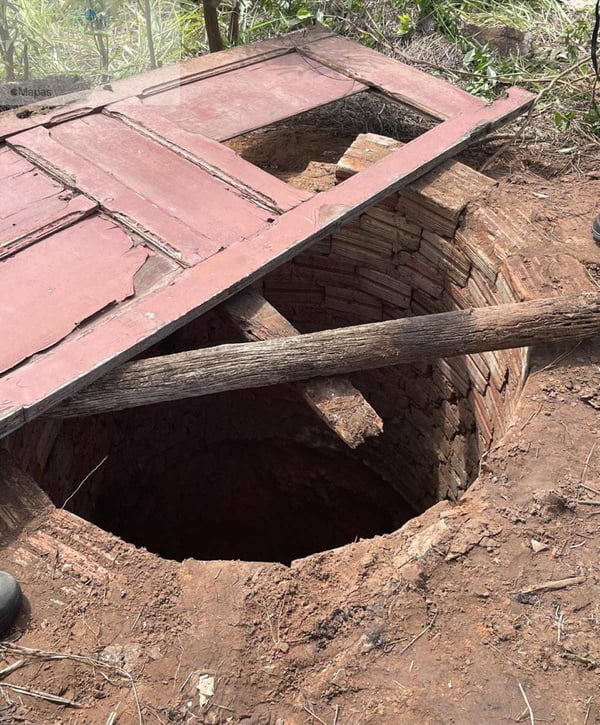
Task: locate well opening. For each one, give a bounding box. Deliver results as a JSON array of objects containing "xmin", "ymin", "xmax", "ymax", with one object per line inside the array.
[
  {"xmin": 5, "ymin": 131, "xmax": 531, "ymax": 565},
  {"xmin": 225, "ymin": 92, "xmax": 437, "ymax": 193},
  {"xmin": 35, "ymin": 384, "xmax": 418, "ymax": 565}
]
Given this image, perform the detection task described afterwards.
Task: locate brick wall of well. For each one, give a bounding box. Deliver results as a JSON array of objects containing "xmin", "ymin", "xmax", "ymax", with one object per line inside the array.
[{"xmin": 252, "ymin": 133, "xmax": 593, "ymax": 510}]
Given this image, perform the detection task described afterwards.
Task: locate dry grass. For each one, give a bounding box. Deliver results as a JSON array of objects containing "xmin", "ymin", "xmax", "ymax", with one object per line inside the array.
[{"xmin": 2, "ymin": 0, "xmax": 599, "ymax": 158}]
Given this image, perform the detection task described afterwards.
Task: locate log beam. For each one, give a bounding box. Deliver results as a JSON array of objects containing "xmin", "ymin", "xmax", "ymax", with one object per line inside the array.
[
  {"xmin": 221, "ymin": 287, "xmax": 383, "ymax": 448},
  {"xmin": 0, "ymin": 449, "xmax": 52, "ymax": 542},
  {"xmin": 50, "ymin": 292, "xmax": 600, "ymax": 419}
]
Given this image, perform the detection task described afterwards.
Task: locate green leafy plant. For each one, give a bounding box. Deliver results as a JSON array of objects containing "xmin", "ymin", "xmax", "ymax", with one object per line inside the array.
[
  {"xmin": 554, "ymin": 110, "xmax": 574, "ymax": 133},
  {"xmin": 396, "ymin": 12, "xmax": 413, "ymax": 37}
]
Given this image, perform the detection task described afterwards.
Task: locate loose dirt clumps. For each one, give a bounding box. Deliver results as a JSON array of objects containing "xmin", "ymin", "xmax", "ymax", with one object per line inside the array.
[{"xmin": 1, "ymin": 128, "xmax": 600, "ymax": 724}]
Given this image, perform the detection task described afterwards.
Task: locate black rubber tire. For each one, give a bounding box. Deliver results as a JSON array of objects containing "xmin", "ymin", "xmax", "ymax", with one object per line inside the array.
[
  {"xmin": 0, "ymin": 571, "xmax": 22, "ymax": 634},
  {"xmin": 593, "ymin": 214, "xmax": 600, "ymax": 244}
]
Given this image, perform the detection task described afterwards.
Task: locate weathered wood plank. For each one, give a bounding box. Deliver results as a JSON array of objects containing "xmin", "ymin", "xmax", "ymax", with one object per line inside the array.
[
  {"xmin": 113, "ymin": 52, "xmax": 366, "ymax": 143},
  {"xmin": 0, "ymin": 26, "xmax": 335, "ymax": 141},
  {"xmin": 0, "ymin": 217, "xmax": 149, "ymax": 375},
  {"xmin": 298, "ymin": 35, "xmax": 486, "ymax": 120},
  {"xmin": 10, "ymin": 115, "xmax": 275, "ymax": 266},
  {"xmin": 0, "ymin": 147, "xmax": 96, "ymax": 259},
  {"xmin": 50, "ymin": 292, "xmax": 600, "ymax": 418},
  {"xmin": 223, "ymin": 287, "xmax": 383, "ymax": 448},
  {"xmin": 104, "ymin": 101, "xmax": 312, "ymax": 213}
]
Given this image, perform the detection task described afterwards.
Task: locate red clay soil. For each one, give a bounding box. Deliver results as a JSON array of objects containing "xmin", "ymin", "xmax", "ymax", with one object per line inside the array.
[{"xmin": 1, "ymin": 132, "xmax": 600, "ymax": 724}]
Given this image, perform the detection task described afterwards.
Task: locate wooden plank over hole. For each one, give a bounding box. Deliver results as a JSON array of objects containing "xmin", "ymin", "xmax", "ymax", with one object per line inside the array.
[
  {"xmin": 124, "ymin": 51, "xmax": 367, "ymax": 142},
  {"xmin": 105, "ymin": 99, "xmax": 312, "ymax": 213},
  {"xmin": 9, "ymin": 114, "xmax": 277, "ymax": 266},
  {"xmin": 0, "ymin": 87, "xmax": 534, "ymax": 438},
  {"xmin": 0, "ymin": 146, "xmax": 96, "ymax": 259},
  {"xmin": 0, "ymin": 215, "xmax": 149, "ymax": 375},
  {"xmin": 222, "ymin": 287, "xmax": 383, "ymax": 448},
  {"xmin": 0, "ymin": 26, "xmax": 335, "ymax": 141},
  {"xmin": 50, "ymin": 292, "xmax": 600, "ymax": 419}
]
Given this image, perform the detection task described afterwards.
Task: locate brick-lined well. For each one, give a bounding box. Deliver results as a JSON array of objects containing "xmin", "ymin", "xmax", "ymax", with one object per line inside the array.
[{"xmin": 5, "ymin": 133, "xmax": 594, "ymax": 562}]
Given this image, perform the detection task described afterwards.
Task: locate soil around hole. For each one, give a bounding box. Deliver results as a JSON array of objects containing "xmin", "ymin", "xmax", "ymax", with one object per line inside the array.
[{"xmin": 226, "ymin": 125, "xmax": 356, "ymax": 193}]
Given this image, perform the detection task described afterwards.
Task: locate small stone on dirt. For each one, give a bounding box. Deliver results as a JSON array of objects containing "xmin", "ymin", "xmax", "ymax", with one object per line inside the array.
[
  {"xmin": 99, "ymin": 644, "xmax": 141, "ymax": 671},
  {"xmin": 197, "ymin": 674, "xmax": 215, "ymax": 707},
  {"xmin": 531, "ymin": 538, "xmax": 549, "ymax": 553},
  {"xmin": 513, "ymin": 591, "xmax": 538, "ymax": 605}
]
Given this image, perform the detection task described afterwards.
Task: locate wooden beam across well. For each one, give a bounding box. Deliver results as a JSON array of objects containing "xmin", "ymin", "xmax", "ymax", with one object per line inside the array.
[
  {"xmin": 222, "ymin": 287, "xmax": 383, "ymax": 448},
  {"xmin": 50, "ymin": 292, "xmax": 600, "ymax": 419}
]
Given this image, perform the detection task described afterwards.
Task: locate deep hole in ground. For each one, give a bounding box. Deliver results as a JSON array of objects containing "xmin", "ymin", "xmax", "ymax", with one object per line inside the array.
[
  {"xmin": 28, "ymin": 258, "xmax": 515, "ymax": 565},
  {"xmin": 39, "ymin": 388, "xmax": 418, "ymax": 565},
  {"xmin": 14, "ymin": 125, "xmax": 526, "ymax": 565},
  {"xmin": 225, "ymin": 91, "xmax": 437, "ymax": 193}
]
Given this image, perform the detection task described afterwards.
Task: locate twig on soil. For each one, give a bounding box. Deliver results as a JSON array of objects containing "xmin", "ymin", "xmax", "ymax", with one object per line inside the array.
[
  {"xmin": 178, "ymin": 670, "xmax": 194, "ymax": 692},
  {"xmin": 517, "ymin": 575, "xmax": 585, "ymax": 596},
  {"xmin": 585, "ymin": 264, "xmax": 600, "ymax": 289},
  {"xmin": 488, "ymin": 643, "xmax": 534, "ymax": 674},
  {"xmin": 558, "ymin": 421, "xmax": 573, "ymax": 449},
  {"xmin": 333, "ymin": 704, "xmax": 340, "ymax": 725},
  {"xmin": 397, "ymin": 612, "xmax": 438, "ymax": 657},
  {"xmin": 577, "ymin": 500, "xmax": 600, "ymax": 506},
  {"xmin": 61, "ymin": 455, "xmax": 108, "ymax": 509},
  {"xmin": 208, "ymin": 703, "xmax": 234, "ymax": 713},
  {"xmin": 555, "ymin": 606, "xmax": 565, "ymax": 644},
  {"xmin": 518, "ymin": 682, "xmax": 535, "ymax": 725},
  {"xmin": 303, "ymin": 703, "xmax": 329, "ymax": 725},
  {"xmin": 584, "ymin": 696, "xmax": 593, "ymax": 724},
  {"xmin": 129, "ymin": 676, "xmax": 144, "ymax": 725},
  {"xmin": 580, "ymin": 483, "xmax": 600, "ymax": 496},
  {"xmin": 0, "ymin": 682, "xmax": 82, "ymax": 707},
  {"xmin": 0, "ymin": 660, "xmax": 25, "ymax": 679},
  {"xmin": 520, "ymin": 402, "xmax": 543, "ymax": 431},
  {"xmin": 580, "ymin": 444, "xmax": 597, "ymax": 487},
  {"xmin": 0, "ymin": 643, "xmax": 143, "ymax": 725},
  {"xmin": 106, "ymin": 703, "xmax": 120, "ymax": 724},
  {"xmin": 562, "ymin": 650, "xmax": 597, "ymax": 667},
  {"xmin": 382, "ymin": 635, "xmax": 409, "ymax": 654},
  {"xmin": 131, "ymin": 605, "xmax": 145, "ymax": 632}
]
